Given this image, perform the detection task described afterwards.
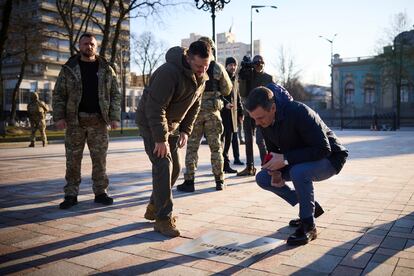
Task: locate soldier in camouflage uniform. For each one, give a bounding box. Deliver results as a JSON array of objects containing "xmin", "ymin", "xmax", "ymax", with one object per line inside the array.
[
  {"xmin": 27, "ymin": 92, "xmax": 48, "ymax": 147},
  {"xmin": 177, "ymin": 37, "xmax": 232, "ymax": 192},
  {"xmin": 53, "ymin": 33, "xmax": 121, "ymax": 210}
]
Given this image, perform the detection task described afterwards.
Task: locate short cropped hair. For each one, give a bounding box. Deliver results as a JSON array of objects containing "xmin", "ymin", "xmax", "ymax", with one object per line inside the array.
[
  {"xmin": 79, "ymin": 32, "xmax": 97, "ymax": 42},
  {"xmin": 245, "ymin": 86, "xmax": 275, "ymax": 112},
  {"xmin": 188, "ymin": 40, "xmax": 211, "ymax": 59}
]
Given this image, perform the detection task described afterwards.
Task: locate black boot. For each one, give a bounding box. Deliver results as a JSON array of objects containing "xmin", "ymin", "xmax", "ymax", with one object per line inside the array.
[
  {"xmin": 94, "ymin": 193, "xmax": 114, "ymax": 205},
  {"xmin": 223, "ymin": 162, "xmax": 237, "ymax": 174},
  {"xmin": 236, "ymin": 165, "xmax": 256, "ymax": 176},
  {"xmin": 59, "ymin": 196, "xmax": 78, "ymax": 209},
  {"xmin": 233, "ymin": 159, "xmax": 244, "ymax": 165},
  {"xmin": 287, "ymin": 222, "xmax": 317, "ymax": 246},
  {"xmin": 289, "ymin": 202, "xmax": 324, "ymax": 227},
  {"xmin": 177, "ymin": 179, "xmax": 195, "ymax": 192},
  {"xmin": 215, "ymin": 179, "xmax": 225, "ymax": 191},
  {"xmin": 28, "ymin": 142, "xmax": 35, "ymax": 147}
]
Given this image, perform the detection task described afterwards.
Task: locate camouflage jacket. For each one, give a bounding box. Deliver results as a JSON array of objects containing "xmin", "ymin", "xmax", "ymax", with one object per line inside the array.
[
  {"xmin": 136, "ymin": 46, "xmax": 208, "ymax": 143},
  {"xmin": 27, "ymin": 93, "xmax": 48, "ymax": 122},
  {"xmin": 200, "ymin": 60, "xmax": 232, "ymax": 112},
  {"xmin": 52, "ymin": 54, "xmax": 121, "ymax": 125}
]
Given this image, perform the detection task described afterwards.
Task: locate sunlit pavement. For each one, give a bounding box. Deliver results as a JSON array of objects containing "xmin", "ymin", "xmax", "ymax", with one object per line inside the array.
[{"xmin": 0, "ymin": 130, "xmax": 413, "ymax": 275}]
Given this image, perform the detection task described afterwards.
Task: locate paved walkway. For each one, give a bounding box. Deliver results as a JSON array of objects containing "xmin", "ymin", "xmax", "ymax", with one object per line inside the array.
[{"xmin": 0, "ymin": 130, "xmax": 413, "ymax": 275}]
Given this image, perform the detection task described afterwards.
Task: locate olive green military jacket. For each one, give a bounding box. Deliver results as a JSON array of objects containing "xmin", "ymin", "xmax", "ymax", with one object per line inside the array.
[
  {"xmin": 52, "ymin": 54, "xmax": 121, "ymax": 126},
  {"xmin": 136, "ymin": 47, "xmax": 209, "ymax": 143}
]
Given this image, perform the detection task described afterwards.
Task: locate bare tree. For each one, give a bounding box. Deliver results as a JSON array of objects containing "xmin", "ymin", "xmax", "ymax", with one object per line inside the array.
[
  {"xmin": 95, "ymin": 0, "xmax": 178, "ymax": 63},
  {"xmin": 275, "ymin": 46, "xmax": 309, "ymax": 101},
  {"xmin": 0, "ymin": 0, "xmax": 13, "ymax": 123},
  {"xmin": 56, "ymin": 0, "xmax": 98, "ymax": 55},
  {"xmin": 6, "ymin": 11, "xmax": 46, "ymax": 125},
  {"xmin": 376, "ymin": 11, "xmax": 412, "ymax": 53},
  {"xmin": 132, "ymin": 32, "xmax": 166, "ymax": 87}
]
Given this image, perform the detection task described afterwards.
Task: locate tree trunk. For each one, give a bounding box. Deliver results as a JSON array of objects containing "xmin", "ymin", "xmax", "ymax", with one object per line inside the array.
[
  {"xmin": 99, "ymin": 0, "xmax": 115, "ymax": 58},
  {"xmin": 9, "ymin": 56, "xmax": 26, "ymax": 126}
]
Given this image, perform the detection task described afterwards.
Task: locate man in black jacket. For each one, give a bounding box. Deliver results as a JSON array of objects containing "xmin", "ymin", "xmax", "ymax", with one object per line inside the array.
[
  {"xmin": 245, "ymin": 86, "xmax": 348, "ymax": 246},
  {"xmin": 237, "ymin": 55, "xmax": 273, "ymax": 176}
]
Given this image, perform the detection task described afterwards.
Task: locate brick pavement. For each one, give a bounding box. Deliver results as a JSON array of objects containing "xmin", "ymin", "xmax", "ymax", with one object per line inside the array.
[{"xmin": 0, "ymin": 130, "xmax": 413, "ymax": 275}]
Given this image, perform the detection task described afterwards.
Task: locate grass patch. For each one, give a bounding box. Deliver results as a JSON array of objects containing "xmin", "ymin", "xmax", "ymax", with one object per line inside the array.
[{"xmin": 0, "ymin": 126, "xmax": 139, "ymax": 143}]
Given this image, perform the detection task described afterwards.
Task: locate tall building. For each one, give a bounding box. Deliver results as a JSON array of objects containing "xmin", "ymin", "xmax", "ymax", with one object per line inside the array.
[
  {"xmin": 181, "ymin": 32, "xmax": 261, "ymax": 65},
  {"xmin": 0, "ymin": 0, "xmax": 130, "ymax": 119}
]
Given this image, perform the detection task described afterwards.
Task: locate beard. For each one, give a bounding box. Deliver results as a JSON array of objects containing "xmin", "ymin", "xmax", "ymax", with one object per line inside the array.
[{"xmin": 80, "ymin": 49, "xmax": 95, "ymax": 59}]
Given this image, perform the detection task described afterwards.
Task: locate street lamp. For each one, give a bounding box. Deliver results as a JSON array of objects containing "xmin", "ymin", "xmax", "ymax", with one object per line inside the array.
[
  {"xmin": 251, "ymin": 5, "xmax": 277, "ymax": 57},
  {"xmin": 319, "ymin": 33, "xmax": 337, "ymax": 110},
  {"xmin": 195, "ymin": 0, "xmax": 231, "ymax": 58}
]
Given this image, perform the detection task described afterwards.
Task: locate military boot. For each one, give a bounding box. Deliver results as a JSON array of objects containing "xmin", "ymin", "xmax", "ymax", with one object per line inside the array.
[
  {"xmin": 42, "ymin": 141, "xmax": 47, "ymax": 147},
  {"xmin": 215, "ymin": 175, "xmax": 225, "ymax": 190},
  {"xmin": 59, "ymin": 196, "xmax": 78, "ymax": 209},
  {"xmin": 177, "ymin": 179, "xmax": 195, "ymax": 193},
  {"xmin": 154, "ymin": 217, "xmax": 180, "ymax": 237},
  {"xmin": 236, "ymin": 165, "xmax": 256, "ymax": 176},
  {"xmin": 28, "ymin": 142, "xmax": 35, "ymax": 147},
  {"xmin": 144, "ymin": 202, "xmax": 157, "ymax": 220}
]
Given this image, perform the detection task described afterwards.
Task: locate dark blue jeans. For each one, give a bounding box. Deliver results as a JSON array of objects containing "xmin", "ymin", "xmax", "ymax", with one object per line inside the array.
[{"xmin": 256, "ymin": 158, "xmax": 336, "ymax": 224}]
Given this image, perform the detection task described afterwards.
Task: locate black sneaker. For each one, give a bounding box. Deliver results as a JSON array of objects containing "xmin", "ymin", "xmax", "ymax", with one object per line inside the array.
[
  {"xmin": 233, "ymin": 159, "xmax": 244, "ymax": 165},
  {"xmin": 94, "ymin": 193, "xmax": 114, "ymax": 205},
  {"xmin": 289, "ymin": 202, "xmax": 324, "ymax": 227},
  {"xmin": 224, "ymin": 165, "xmax": 237, "ymax": 174},
  {"xmin": 59, "ymin": 196, "xmax": 78, "ymax": 209},
  {"xmin": 177, "ymin": 179, "xmax": 195, "ymax": 193},
  {"xmin": 287, "ymin": 222, "xmax": 317, "ymax": 246}
]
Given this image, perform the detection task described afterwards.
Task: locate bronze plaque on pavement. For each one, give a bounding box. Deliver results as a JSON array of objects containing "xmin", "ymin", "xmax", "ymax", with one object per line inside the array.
[{"xmin": 172, "ymin": 230, "xmax": 283, "ymax": 267}]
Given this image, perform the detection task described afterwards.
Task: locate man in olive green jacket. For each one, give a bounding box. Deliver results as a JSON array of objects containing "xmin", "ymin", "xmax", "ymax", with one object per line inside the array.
[
  {"xmin": 53, "ymin": 33, "xmax": 121, "ymax": 210},
  {"xmin": 136, "ymin": 40, "xmax": 211, "ymax": 237}
]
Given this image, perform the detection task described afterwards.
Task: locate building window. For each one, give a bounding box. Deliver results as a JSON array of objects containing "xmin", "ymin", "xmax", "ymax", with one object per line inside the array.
[
  {"xmin": 364, "ymin": 81, "xmax": 375, "ymax": 104},
  {"xmin": 401, "ymin": 85, "xmax": 409, "ymax": 103},
  {"xmin": 344, "ymin": 81, "xmax": 354, "ymax": 104}
]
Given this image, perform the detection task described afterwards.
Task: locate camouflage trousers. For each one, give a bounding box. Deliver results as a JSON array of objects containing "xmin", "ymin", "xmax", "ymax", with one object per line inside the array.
[
  {"xmin": 184, "ymin": 110, "xmax": 224, "ymax": 181},
  {"xmin": 64, "ymin": 115, "xmax": 109, "ymax": 197},
  {"xmin": 29, "ymin": 119, "xmax": 47, "ymax": 144}
]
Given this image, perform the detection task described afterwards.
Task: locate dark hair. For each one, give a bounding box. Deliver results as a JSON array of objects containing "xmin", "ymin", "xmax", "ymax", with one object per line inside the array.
[
  {"xmin": 245, "ymin": 86, "xmax": 275, "ymax": 112},
  {"xmin": 79, "ymin": 32, "xmax": 96, "ymax": 42},
  {"xmin": 188, "ymin": 40, "xmax": 211, "ymax": 59}
]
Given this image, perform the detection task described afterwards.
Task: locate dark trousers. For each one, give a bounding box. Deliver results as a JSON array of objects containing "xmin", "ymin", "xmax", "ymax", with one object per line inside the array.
[
  {"xmin": 231, "ymin": 132, "xmax": 240, "ymax": 161},
  {"xmin": 243, "ymin": 112, "xmax": 267, "ymax": 166},
  {"xmin": 255, "ymin": 158, "xmax": 336, "ymax": 224},
  {"xmin": 141, "ymin": 130, "xmax": 180, "ymax": 219}
]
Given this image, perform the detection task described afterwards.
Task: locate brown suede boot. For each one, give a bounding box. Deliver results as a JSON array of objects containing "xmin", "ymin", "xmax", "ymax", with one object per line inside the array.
[
  {"xmin": 154, "ymin": 217, "xmax": 180, "ymax": 237},
  {"xmin": 144, "ymin": 202, "xmax": 156, "ymax": 220},
  {"xmin": 236, "ymin": 166, "xmax": 256, "ymax": 176}
]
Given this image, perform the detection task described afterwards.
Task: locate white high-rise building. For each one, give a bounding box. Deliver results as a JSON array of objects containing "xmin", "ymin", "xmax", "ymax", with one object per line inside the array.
[{"xmin": 181, "ymin": 32, "xmax": 261, "ymax": 66}]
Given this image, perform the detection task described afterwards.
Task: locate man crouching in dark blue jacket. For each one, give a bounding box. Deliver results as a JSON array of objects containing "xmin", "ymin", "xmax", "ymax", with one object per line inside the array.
[{"xmin": 246, "ymin": 84, "xmax": 348, "ymax": 246}]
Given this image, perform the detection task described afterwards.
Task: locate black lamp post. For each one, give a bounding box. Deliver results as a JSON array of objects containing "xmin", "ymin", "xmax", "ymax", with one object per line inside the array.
[{"xmin": 195, "ymin": 0, "xmax": 231, "ymax": 58}]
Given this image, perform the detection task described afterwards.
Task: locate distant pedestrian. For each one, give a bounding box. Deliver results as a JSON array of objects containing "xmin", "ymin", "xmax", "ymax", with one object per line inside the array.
[
  {"xmin": 27, "ymin": 92, "xmax": 48, "ymax": 147},
  {"xmin": 53, "ymin": 33, "xmax": 121, "ymax": 209}
]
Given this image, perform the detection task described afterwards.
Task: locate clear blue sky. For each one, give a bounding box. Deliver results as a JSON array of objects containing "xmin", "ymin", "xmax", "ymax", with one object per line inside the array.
[{"xmin": 131, "ymin": 0, "xmax": 414, "ymax": 86}]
